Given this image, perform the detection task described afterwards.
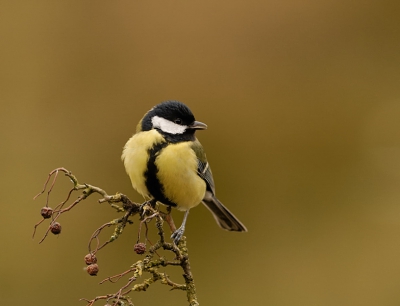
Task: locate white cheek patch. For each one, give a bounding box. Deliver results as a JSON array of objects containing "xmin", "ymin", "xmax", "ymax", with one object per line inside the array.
[{"xmin": 151, "ymin": 116, "xmax": 187, "ymax": 134}]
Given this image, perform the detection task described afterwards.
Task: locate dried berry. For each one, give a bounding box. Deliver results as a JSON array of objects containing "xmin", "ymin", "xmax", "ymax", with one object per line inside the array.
[
  {"xmin": 134, "ymin": 243, "xmax": 146, "ymax": 254},
  {"xmin": 50, "ymin": 222, "xmax": 62, "ymax": 235},
  {"xmin": 41, "ymin": 207, "xmax": 53, "ymax": 219},
  {"xmin": 86, "ymin": 264, "xmax": 99, "ymax": 276},
  {"xmin": 84, "ymin": 253, "xmax": 97, "ymax": 265}
]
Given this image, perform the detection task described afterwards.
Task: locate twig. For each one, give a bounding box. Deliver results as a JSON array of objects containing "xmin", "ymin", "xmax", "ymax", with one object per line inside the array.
[{"xmin": 34, "ymin": 168, "xmax": 199, "ymax": 306}]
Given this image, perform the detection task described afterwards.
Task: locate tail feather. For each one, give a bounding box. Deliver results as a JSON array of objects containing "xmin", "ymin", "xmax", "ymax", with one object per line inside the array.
[{"xmin": 202, "ymin": 196, "xmax": 247, "ymax": 232}]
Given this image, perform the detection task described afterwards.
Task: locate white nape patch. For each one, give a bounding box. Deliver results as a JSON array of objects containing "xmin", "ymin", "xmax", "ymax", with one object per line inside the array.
[{"xmin": 151, "ymin": 116, "xmax": 187, "ymax": 134}]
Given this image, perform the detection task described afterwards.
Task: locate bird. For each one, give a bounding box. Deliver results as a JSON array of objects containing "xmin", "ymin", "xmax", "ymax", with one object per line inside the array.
[{"xmin": 122, "ymin": 101, "xmax": 247, "ymax": 244}]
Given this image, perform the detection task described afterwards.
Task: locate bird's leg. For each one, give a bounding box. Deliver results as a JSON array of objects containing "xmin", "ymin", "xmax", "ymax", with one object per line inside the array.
[
  {"xmin": 165, "ymin": 206, "xmax": 177, "ymax": 233},
  {"xmin": 171, "ymin": 210, "xmax": 189, "ymax": 245}
]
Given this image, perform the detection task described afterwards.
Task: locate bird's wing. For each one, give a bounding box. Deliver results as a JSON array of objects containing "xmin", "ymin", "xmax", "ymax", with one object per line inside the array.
[{"xmin": 191, "ymin": 139, "xmax": 216, "ymax": 195}]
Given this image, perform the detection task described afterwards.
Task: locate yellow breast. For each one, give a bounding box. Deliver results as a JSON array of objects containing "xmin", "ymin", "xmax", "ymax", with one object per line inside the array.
[
  {"xmin": 122, "ymin": 130, "xmax": 165, "ymax": 199},
  {"xmin": 155, "ymin": 142, "xmax": 206, "ymax": 210}
]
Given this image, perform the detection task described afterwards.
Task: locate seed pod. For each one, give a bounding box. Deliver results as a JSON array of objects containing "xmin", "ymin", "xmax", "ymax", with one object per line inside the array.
[
  {"xmin": 134, "ymin": 243, "xmax": 146, "ymax": 255},
  {"xmin": 86, "ymin": 264, "xmax": 99, "ymax": 276},
  {"xmin": 84, "ymin": 253, "xmax": 97, "ymax": 265},
  {"xmin": 50, "ymin": 222, "xmax": 62, "ymax": 235},
  {"xmin": 41, "ymin": 207, "xmax": 53, "ymax": 219}
]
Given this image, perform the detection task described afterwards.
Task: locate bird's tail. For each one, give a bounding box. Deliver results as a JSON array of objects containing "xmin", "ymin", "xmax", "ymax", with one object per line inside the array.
[{"xmin": 202, "ymin": 196, "xmax": 247, "ymax": 232}]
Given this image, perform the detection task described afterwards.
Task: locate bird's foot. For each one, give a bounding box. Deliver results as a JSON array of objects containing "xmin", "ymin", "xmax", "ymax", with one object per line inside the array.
[{"xmin": 171, "ymin": 226, "xmax": 185, "ymax": 245}]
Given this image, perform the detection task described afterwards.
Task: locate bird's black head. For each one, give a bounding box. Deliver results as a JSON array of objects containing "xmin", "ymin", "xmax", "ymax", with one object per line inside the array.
[{"xmin": 141, "ymin": 101, "xmax": 207, "ymax": 142}]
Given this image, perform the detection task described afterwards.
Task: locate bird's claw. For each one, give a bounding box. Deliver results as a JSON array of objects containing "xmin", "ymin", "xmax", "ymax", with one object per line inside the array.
[{"xmin": 171, "ymin": 226, "xmax": 185, "ymax": 245}]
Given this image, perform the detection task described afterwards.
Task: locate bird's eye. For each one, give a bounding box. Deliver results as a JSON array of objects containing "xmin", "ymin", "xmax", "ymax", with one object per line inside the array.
[{"xmin": 174, "ymin": 118, "xmax": 182, "ymax": 124}]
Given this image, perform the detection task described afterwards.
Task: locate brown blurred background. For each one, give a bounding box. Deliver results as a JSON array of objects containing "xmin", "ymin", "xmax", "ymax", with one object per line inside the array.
[{"xmin": 1, "ymin": 0, "xmax": 400, "ymax": 305}]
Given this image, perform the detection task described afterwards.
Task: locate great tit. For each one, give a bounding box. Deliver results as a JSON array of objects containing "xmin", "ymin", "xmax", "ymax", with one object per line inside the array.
[{"xmin": 122, "ymin": 101, "xmax": 247, "ymax": 244}]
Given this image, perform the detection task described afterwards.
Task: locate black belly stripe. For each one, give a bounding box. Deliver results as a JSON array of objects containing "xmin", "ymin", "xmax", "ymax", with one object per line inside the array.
[{"xmin": 144, "ymin": 142, "xmax": 177, "ymax": 207}]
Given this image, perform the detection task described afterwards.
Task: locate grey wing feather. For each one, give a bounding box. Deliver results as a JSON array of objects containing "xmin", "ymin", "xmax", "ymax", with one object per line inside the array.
[
  {"xmin": 191, "ymin": 139, "xmax": 216, "ymax": 195},
  {"xmin": 191, "ymin": 140, "xmax": 247, "ymax": 232},
  {"xmin": 197, "ymin": 160, "xmax": 216, "ymax": 195}
]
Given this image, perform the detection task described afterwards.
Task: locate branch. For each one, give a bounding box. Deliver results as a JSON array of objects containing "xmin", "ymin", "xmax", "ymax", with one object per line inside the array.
[{"xmin": 33, "ymin": 168, "xmax": 199, "ymax": 306}]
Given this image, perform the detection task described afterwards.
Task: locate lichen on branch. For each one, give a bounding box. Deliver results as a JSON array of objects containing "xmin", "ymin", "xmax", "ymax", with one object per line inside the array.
[{"xmin": 33, "ymin": 167, "xmax": 199, "ymax": 306}]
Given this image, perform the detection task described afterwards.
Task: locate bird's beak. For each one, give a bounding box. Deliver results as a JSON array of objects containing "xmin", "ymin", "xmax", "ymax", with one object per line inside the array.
[{"xmin": 189, "ymin": 121, "xmax": 207, "ymax": 130}]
